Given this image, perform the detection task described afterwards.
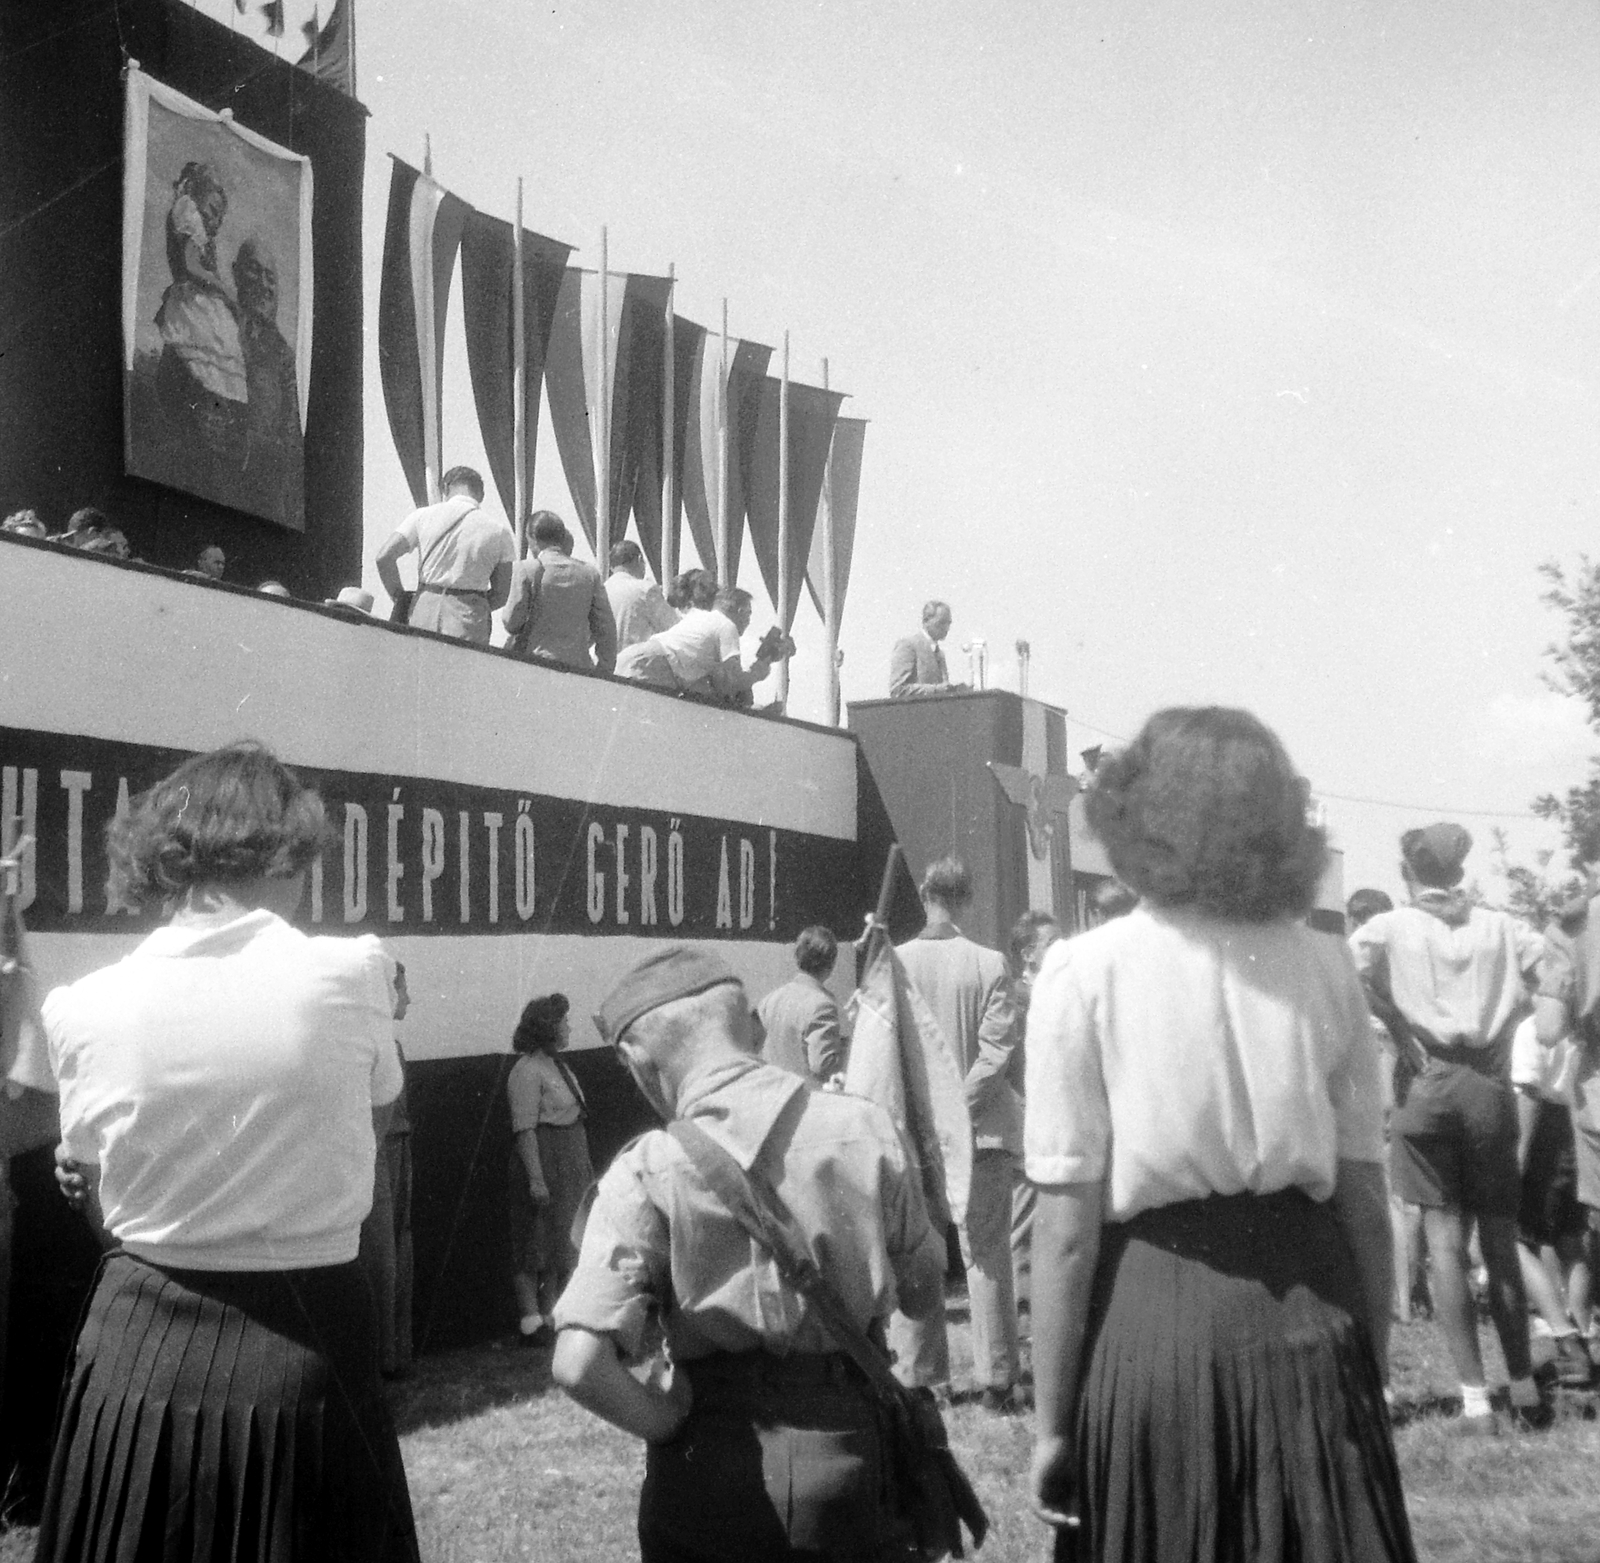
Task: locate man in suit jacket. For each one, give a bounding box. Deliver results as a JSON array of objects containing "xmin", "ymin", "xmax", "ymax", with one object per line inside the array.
[
  {"xmin": 755, "ymin": 927, "xmax": 845, "ymax": 1084},
  {"xmin": 895, "ymin": 856, "xmax": 1020, "ymax": 1411},
  {"xmin": 888, "ymin": 600, "xmax": 965, "ymax": 697}
]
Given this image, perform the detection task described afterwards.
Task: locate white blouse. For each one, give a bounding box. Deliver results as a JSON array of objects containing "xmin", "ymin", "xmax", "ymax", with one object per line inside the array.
[
  {"xmin": 45, "ymin": 910, "xmax": 401, "ymax": 1271},
  {"xmin": 1024, "ymin": 905, "xmax": 1384, "ymax": 1221}
]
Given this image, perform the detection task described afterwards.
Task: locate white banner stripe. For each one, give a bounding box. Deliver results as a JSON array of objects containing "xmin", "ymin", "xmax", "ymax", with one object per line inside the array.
[{"xmin": 0, "ymin": 547, "xmax": 857, "ymax": 838}]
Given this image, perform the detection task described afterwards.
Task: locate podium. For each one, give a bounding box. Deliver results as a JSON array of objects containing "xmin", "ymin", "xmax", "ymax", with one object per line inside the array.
[{"xmin": 849, "ymin": 690, "xmax": 1089, "ymax": 948}]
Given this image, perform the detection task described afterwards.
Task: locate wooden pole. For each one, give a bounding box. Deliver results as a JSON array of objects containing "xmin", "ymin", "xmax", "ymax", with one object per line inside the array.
[
  {"xmin": 776, "ymin": 331, "xmax": 791, "ymax": 708},
  {"xmin": 718, "ymin": 298, "xmax": 730, "ymax": 584},
  {"xmin": 595, "ymin": 227, "xmax": 612, "ymax": 568},
  {"xmin": 421, "ymin": 134, "xmax": 439, "ymax": 503},
  {"xmin": 512, "ymin": 179, "xmax": 528, "ymax": 557},
  {"xmin": 662, "ymin": 265, "xmax": 677, "ymax": 583},
  {"xmin": 821, "ymin": 357, "xmax": 840, "ymax": 727}
]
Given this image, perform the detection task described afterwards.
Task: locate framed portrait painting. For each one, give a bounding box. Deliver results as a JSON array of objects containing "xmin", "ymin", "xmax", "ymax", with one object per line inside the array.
[{"xmin": 122, "ymin": 67, "xmax": 313, "ymax": 532}]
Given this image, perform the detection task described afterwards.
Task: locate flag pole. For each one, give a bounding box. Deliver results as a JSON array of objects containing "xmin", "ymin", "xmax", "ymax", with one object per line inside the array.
[
  {"xmin": 512, "ymin": 178, "xmax": 528, "ymax": 558},
  {"xmin": 776, "ymin": 330, "xmax": 791, "ymax": 709},
  {"xmin": 821, "ymin": 357, "xmax": 840, "ymax": 727},
  {"xmin": 718, "ymin": 298, "xmax": 730, "ymax": 584},
  {"xmin": 596, "ymin": 226, "xmax": 611, "ymax": 568},
  {"xmin": 348, "ymin": 0, "xmax": 358, "ymax": 98},
  {"xmin": 421, "ymin": 134, "xmax": 439, "ymax": 503},
  {"xmin": 662, "ymin": 264, "xmax": 677, "ymax": 584}
]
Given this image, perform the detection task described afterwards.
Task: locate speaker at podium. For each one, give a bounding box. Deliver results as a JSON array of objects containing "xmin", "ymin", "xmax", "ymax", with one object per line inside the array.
[{"xmin": 849, "ymin": 690, "xmax": 1109, "ymax": 948}]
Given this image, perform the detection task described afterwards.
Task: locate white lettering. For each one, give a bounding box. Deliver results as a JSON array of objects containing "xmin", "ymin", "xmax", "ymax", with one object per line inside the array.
[
  {"xmin": 420, "ymin": 808, "xmax": 445, "ymax": 922},
  {"xmin": 667, "ymin": 821, "xmax": 685, "ymax": 927},
  {"xmin": 106, "ymin": 777, "xmax": 135, "ymax": 913},
  {"xmin": 515, "ymin": 810, "xmax": 537, "ymax": 920},
  {"xmin": 386, "ymin": 796, "xmax": 404, "ymax": 922},
  {"xmin": 639, "ymin": 825, "xmax": 658, "ymax": 927},
  {"xmin": 614, "ymin": 823, "xmax": 631, "ymax": 925},
  {"xmin": 60, "ymin": 770, "xmax": 91, "ymax": 914},
  {"xmin": 484, "ymin": 812, "xmax": 503, "ymax": 923},
  {"xmin": 738, "ymin": 837, "xmax": 756, "ymax": 930},
  {"xmin": 459, "ymin": 811, "xmax": 471, "ymax": 923},
  {"xmin": 716, "ymin": 836, "xmax": 733, "ymax": 929},
  {"xmin": 2, "ymin": 767, "xmax": 38, "ymax": 910}
]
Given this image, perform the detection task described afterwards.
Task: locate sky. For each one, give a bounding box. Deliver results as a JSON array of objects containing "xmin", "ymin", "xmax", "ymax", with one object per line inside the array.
[{"xmin": 204, "ymin": 0, "xmax": 1600, "ymax": 905}]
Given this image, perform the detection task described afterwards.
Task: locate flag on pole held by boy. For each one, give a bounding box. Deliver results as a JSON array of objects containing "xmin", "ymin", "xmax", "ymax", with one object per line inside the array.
[{"xmin": 844, "ymin": 933, "xmax": 970, "ymax": 1229}]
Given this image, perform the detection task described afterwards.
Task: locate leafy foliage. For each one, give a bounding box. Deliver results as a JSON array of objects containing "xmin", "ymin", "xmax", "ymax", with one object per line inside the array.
[{"xmin": 1535, "ymin": 558, "xmax": 1600, "ymax": 866}]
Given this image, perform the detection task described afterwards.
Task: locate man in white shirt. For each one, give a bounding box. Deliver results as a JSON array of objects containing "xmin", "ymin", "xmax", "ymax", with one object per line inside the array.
[
  {"xmin": 615, "ymin": 586, "xmax": 778, "ymax": 703},
  {"xmin": 605, "ymin": 540, "xmax": 678, "ymax": 651},
  {"xmin": 375, "ymin": 466, "xmax": 515, "ymax": 646}
]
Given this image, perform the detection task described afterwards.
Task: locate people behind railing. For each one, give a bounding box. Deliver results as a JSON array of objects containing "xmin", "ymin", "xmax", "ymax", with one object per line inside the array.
[{"xmin": 502, "ymin": 511, "xmax": 617, "ymax": 672}]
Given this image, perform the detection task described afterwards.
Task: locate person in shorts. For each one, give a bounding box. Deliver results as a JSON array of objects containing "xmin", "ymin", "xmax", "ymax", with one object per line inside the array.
[
  {"xmin": 1350, "ymin": 822, "xmax": 1544, "ymax": 1425},
  {"xmin": 1535, "ymin": 878, "xmax": 1600, "ymax": 1368},
  {"xmin": 1509, "ymin": 1009, "xmax": 1593, "ymax": 1384}
]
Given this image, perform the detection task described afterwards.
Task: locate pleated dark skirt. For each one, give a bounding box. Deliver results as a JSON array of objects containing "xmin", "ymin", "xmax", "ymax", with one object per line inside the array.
[
  {"xmin": 1075, "ymin": 1189, "xmax": 1416, "ymax": 1563},
  {"xmin": 34, "ymin": 1251, "xmax": 420, "ymax": 1563}
]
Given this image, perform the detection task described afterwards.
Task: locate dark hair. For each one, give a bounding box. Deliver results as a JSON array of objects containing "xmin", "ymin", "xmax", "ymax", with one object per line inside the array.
[
  {"xmin": 107, "ymin": 742, "xmax": 332, "ymax": 909},
  {"xmin": 531, "ymin": 511, "xmax": 566, "ymax": 550},
  {"xmin": 1092, "ymin": 880, "xmax": 1139, "ymax": 921},
  {"xmin": 67, "ymin": 506, "xmax": 108, "ymax": 534},
  {"xmin": 441, "ymin": 466, "xmax": 484, "ymax": 501},
  {"xmin": 1345, "ymin": 887, "xmax": 1394, "ymax": 929},
  {"xmin": 512, "ymin": 992, "xmax": 570, "ymax": 1054},
  {"xmin": 1085, "ymin": 707, "xmax": 1326, "ymax": 922},
  {"xmin": 1008, "ymin": 909, "xmax": 1059, "ymax": 971},
  {"xmin": 714, "ymin": 586, "xmax": 752, "ymax": 616},
  {"xmin": 920, "ymin": 856, "xmax": 972, "ymax": 910},
  {"xmin": 794, "ymin": 925, "xmax": 838, "ymax": 977},
  {"xmin": 610, "ymin": 540, "xmax": 643, "ymax": 571},
  {"xmin": 669, "ymin": 569, "xmax": 718, "ymax": 611}
]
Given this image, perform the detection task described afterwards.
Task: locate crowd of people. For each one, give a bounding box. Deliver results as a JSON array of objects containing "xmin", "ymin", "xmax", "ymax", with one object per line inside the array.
[
  {"xmin": 13, "ymin": 699, "xmax": 1600, "ymax": 1561},
  {"xmin": 374, "ymin": 464, "xmax": 793, "ymax": 707}
]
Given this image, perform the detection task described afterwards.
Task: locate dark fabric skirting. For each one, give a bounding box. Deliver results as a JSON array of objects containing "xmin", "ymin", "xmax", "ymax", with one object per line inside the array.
[
  {"xmin": 1075, "ymin": 1188, "xmax": 1416, "ymax": 1563},
  {"xmin": 34, "ymin": 1251, "xmax": 419, "ymax": 1563}
]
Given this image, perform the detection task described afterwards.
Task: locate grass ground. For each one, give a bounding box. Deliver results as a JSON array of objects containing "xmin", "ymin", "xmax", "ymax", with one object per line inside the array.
[{"xmin": 6, "ymin": 1299, "xmax": 1600, "ymax": 1561}]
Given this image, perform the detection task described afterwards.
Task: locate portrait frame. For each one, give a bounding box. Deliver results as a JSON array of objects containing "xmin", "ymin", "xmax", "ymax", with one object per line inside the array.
[{"xmin": 121, "ymin": 66, "xmax": 314, "ymax": 531}]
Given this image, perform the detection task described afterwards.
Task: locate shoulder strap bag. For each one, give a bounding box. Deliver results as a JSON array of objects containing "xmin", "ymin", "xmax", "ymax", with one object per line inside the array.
[{"xmin": 667, "ymin": 1117, "xmax": 988, "ymax": 1560}]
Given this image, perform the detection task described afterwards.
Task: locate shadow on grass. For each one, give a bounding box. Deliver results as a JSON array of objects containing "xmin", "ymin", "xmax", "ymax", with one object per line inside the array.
[{"xmin": 389, "ymin": 1339, "xmax": 561, "ymax": 1435}]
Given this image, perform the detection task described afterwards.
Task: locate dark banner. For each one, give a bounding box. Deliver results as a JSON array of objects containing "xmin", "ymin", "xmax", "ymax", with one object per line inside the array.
[{"xmin": 0, "ymin": 726, "xmax": 857, "ymax": 941}]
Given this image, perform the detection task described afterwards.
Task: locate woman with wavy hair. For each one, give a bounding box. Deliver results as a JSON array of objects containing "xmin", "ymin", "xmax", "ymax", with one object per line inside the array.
[
  {"xmin": 36, "ymin": 742, "xmax": 419, "ymax": 1563},
  {"xmin": 1026, "ymin": 707, "xmax": 1414, "ymax": 1563},
  {"xmin": 505, "ymin": 992, "xmax": 594, "ymax": 1348}
]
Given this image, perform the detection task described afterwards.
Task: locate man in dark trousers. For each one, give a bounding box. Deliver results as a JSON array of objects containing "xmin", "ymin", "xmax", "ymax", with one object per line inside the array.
[
  {"xmin": 1350, "ymin": 822, "xmax": 1545, "ymax": 1426},
  {"xmin": 551, "ymin": 946, "xmax": 945, "ymax": 1562}
]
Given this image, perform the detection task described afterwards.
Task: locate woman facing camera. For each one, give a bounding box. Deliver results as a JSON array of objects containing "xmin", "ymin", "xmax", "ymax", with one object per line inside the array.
[
  {"xmin": 1027, "ymin": 708, "xmax": 1414, "ymax": 1563},
  {"xmin": 506, "ymin": 993, "xmax": 594, "ymax": 1347},
  {"xmin": 37, "ymin": 743, "xmax": 419, "ymax": 1563}
]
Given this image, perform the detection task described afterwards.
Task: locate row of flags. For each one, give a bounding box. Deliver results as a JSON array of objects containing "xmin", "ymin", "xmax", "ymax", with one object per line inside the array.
[{"xmin": 378, "ymin": 159, "xmax": 866, "ymax": 641}]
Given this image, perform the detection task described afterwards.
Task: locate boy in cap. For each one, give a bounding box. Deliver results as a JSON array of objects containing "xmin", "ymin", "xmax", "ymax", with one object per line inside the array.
[
  {"xmin": 551, "ymin": 946, "xmax": 946, "ymax": 1562},
  {"xmin": 1350, "ymin": 823, "xmax": 1545, "ymax": 1425}
]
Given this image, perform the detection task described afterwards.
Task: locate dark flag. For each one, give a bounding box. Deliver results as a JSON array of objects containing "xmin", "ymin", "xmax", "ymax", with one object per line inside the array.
[
  {"xmin": 378, "ymin": 159, "xmax": 470, "ymax": 508},
  {"xmin": 295, "ymin": 0, "xmax": 356, "ymax": 96},
  {"xmin": 458, "ymin": 211, "xmax": 574, "ymax": 533},
  {"xmin": 747, "ymin": 378, "xmax": 845, "ymax": 628},
  {"xmin": 260, "ymin": 0, "xmax": 285, "ymax": 38},
  {"xmin": 805, "ymin": 415, "xmax": 867, "ymax": 622}
]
